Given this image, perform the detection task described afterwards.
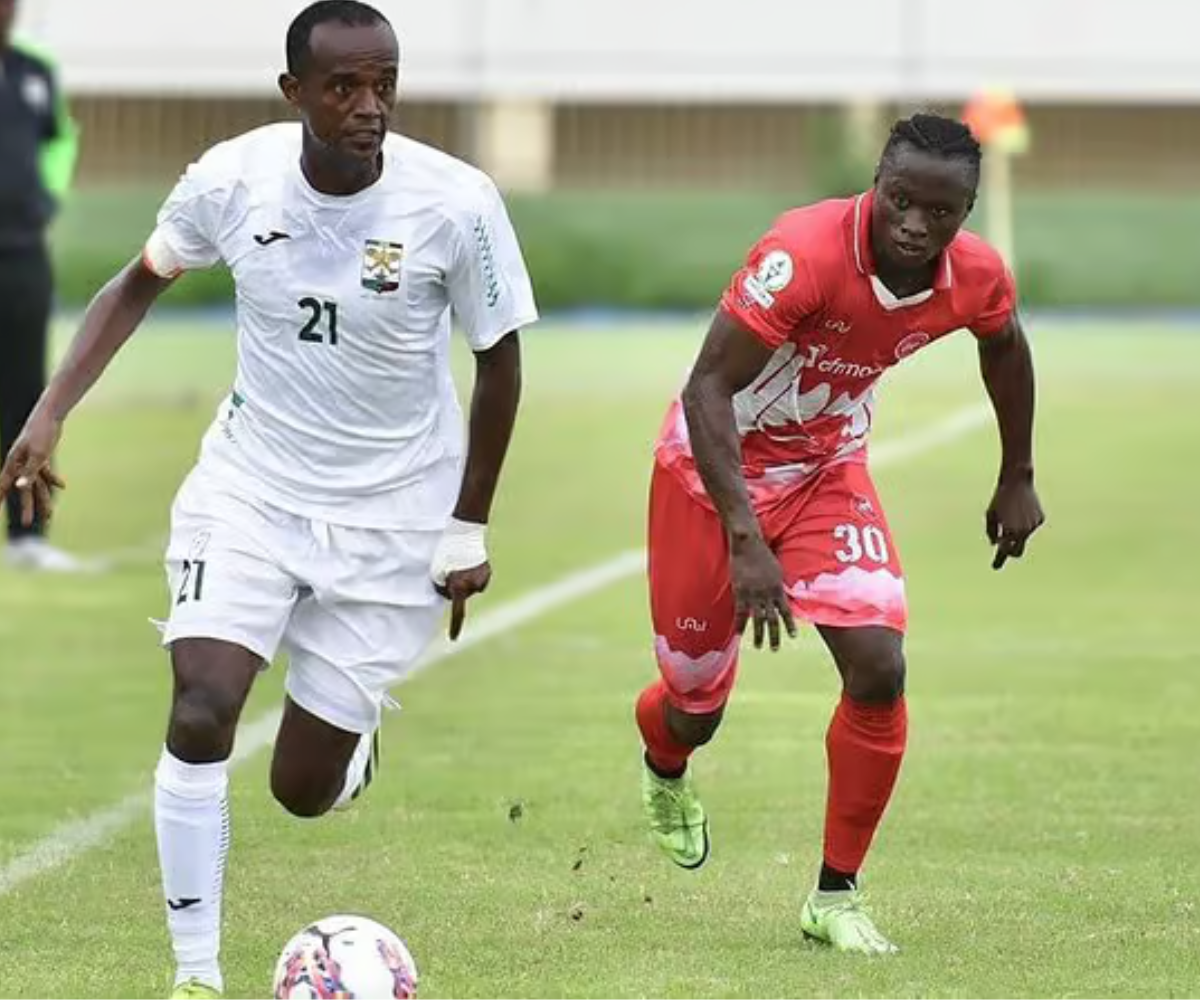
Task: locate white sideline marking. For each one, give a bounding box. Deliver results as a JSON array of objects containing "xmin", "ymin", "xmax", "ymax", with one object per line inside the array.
[
  {"xmin": 0, "ymin": 551, "xmax": 645, "ymax": 896},
  {"xmin": 868, "ymin": 404, "xmax": 991, "ymax": 464},
  {"xmin": 92, "ymin": 406, "xmax": 992, "ymax": 571},
  {"xmin": 0, "ymin": 405, "xmax": 988, "ymax": 896}
]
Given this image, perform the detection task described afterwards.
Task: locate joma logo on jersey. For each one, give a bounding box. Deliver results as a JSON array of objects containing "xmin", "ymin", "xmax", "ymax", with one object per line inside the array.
[{"xmin": 361, "ymin": 240, "xmax": 404, "ymax": 294}]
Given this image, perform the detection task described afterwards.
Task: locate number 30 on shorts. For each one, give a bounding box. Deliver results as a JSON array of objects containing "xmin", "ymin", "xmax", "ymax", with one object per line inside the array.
[{"xmin": 832, "ymin": 523, "xmax": 889, "ymax": 564}]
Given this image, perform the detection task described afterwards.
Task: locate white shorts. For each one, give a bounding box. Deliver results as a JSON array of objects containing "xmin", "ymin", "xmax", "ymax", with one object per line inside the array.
[{"xmin": 160, "ymin": 466, "xmax": 446, "ymax": 734}]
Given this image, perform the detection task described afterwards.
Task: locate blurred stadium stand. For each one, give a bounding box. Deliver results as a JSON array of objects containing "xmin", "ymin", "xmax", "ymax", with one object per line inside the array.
[{"xmin": 18, "ymin": 0, "xmax": 1200, "ymax": 192}]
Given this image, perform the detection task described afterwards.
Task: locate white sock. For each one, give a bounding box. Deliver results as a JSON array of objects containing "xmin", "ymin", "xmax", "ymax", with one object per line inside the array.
[
  {"xmin": 332, "ymin": 730, "xmax": 378, "ymax": 810},
  {"xmin": 154, "ymin": 748, "xmax": 229, "ymax": 991}
]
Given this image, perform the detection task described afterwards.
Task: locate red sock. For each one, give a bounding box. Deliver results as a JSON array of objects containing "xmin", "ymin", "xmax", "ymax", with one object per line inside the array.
[
  {"xmin": 636, "ymin": 680, "xmax": 694, "ymax": 776},
  {"xmin": 823, "ymin": 694, "xmax": 908, "ymax": 875}
]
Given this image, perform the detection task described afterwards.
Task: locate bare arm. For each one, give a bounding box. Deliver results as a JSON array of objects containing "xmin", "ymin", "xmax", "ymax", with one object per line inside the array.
[
  {"xmin": 682, "ymin": 309, "xmax": 796, "ymax": 649},
  {"xmin": 434, "ymin": 330, "xmax": 522, "ymax": 641},
  {"xmin": 0, "ymin": 257, "xmax": 173, "ymax": 516},
  {"xmin": 978, "ymin": 312, "xmax": 1036, "ymax": 485},
  {"xmin": 682, "ymin": 310, "xmax": 778, "ymax": 545},
  {"xmin": 453, "ymin": 330, "xmax": 522, "ymax": 525},
  {"xmin": 977, "ymin": 313, "xmax": 1045, "ymax": 569}
]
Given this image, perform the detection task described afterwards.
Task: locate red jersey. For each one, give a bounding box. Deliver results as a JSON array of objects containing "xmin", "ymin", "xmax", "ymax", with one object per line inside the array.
[{"xmin": 655, "ymin": 191, "xmax": 1016, "ymax": 510}]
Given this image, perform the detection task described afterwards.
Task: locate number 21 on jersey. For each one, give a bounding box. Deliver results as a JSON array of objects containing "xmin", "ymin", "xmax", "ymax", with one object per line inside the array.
[{"xmin": 298, "ymin": 297, "xmax": 339, "ymax": 346}]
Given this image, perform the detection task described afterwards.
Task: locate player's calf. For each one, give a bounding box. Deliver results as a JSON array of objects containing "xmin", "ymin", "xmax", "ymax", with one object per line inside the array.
[
  {"xmin": 157, "ymin": 641, "xmax": 260, "ymax": 998},
  {"xmin": 270, "ymin": 695, "xmax": 367, "ymax": 818},
  {"xmin": 813, "ymin": 626, "xmax": 909, "ymax": 900},
  {"xmin": 637, "ymin": 680, "xmax": 710, "ymax": 776},
  {"xmin": 270, "ymin": 743, "xmax": 365, "ymax": 818},
  {"xmin": 271, "ymin": 770, "xmax": 340, "ymax": 818},
  {"xmin": 664, "ymin": 699, "xmax": 724, "ymax": 749}
]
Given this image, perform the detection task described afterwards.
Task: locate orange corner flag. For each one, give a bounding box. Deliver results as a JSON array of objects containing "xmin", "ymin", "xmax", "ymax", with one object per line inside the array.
[{"xmin": 963, "ymin": 89, "xmax": 1030, "ymax": 156}]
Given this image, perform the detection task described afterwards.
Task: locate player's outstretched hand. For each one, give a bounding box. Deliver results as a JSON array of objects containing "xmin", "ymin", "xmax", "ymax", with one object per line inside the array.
[
  {"xmin": 0, "ymin": 410, "xmax": 65, "ymax": 529},
  {"xmin": 730, "ymin": 534, "xmax": 797, "ymax": 652},
  {"xmin": 985, "ymin": 476, "xmax": 1045, "ymax": 570}
]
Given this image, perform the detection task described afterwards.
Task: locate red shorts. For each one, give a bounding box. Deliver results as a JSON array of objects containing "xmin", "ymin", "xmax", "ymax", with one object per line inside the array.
[{"xmin": 648, "ymin": 459, "xmax": 906, "ymax": 713}]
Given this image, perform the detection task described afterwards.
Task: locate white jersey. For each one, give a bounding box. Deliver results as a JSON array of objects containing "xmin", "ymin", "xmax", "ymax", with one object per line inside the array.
[{"xmin": 143, "ymin": 123, "xmax": 539, "ymax": 530}]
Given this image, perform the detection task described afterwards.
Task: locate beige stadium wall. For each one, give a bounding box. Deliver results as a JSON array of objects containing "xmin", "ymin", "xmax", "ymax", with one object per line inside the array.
[
  {"xmin": 67, "ymin": 97, "xmax": 1200, "ymax": 193},
  {"xmin": 556, "ymin": 104, "xmax": 1200, "ymax": 192},
  {"xmin": 66, "ymin": 98, "xmax": 463, "ymax": 185}
]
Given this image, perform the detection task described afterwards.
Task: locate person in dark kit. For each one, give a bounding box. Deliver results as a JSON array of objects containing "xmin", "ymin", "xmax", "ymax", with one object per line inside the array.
[{"xmin": 0, "ymin": 0, "xmax": 82, "ymax": 570}]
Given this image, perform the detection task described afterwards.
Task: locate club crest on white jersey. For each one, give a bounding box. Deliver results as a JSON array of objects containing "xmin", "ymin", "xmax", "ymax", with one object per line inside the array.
[{"xmin": 361, "ymin": 239, "xmax": 404, "ymax": 294}]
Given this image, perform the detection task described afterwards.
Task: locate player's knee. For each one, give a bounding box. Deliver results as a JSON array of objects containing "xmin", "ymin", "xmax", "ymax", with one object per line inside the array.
[
  {"xmin": 848, "ymin": 645, "xmax": 907, "ymax": 703},
  {"xmin": 169, "ymin": 686, "xmax": 243, "ymax": 760}
]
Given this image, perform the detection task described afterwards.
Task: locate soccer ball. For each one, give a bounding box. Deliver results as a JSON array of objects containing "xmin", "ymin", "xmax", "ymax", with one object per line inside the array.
[{"xmin": 272, "ymin": 914, "xmax": 419, "ymax": 999}]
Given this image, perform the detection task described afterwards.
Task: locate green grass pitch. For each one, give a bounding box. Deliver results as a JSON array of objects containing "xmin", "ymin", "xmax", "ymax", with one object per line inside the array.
[{"xmin": 2, "ymin": 315, "xmax": 1198, "ymax": 998}]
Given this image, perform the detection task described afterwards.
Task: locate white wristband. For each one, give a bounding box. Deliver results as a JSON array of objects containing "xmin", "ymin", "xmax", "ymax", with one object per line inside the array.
[{"xmin": 431, "ymin": 517, "xmax": 488, "ymax": 586}]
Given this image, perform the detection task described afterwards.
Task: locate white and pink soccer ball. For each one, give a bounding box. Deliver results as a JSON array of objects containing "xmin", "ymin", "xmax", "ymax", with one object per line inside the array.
[{"xmin": 273, "ymin": 914, "xmax": 419, "ymax": 999}]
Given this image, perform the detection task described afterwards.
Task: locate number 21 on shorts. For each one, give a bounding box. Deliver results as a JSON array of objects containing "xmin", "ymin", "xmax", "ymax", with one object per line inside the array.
[
  {"xmin": 176, "ymin": 558, "xmax": 207, "ymax": 605},
  {"xmin": 833, "ymin": 523, "xmax": 890, "ymax": 565}
]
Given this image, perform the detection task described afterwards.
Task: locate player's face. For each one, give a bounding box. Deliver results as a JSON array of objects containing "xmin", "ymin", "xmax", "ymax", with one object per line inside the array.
[
  {"xmin": 282, "ymin": 20, "xmax": 398, "ymax": 165},
  {"xmin": 872, "ymin": 146, "xmax": 975, "ymax": 271}
]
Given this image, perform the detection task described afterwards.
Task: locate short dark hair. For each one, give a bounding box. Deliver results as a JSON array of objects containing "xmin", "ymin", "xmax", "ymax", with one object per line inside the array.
[
  {"xmin": 286, "ymin": 0, "xmax": 392, "ymax": 76},
  {"xmin": 881, "ymin": 112, "xmax": 982, "ymax": 187}
]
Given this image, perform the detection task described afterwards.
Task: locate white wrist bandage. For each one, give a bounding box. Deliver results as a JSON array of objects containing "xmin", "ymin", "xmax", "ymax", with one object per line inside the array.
[{"xmin": 431, "ymin": 518, "xmax": 488, "ymax": 586}]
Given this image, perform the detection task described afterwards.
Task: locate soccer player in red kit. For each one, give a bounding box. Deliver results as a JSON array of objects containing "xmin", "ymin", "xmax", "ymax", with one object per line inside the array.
[{"xmin": 635, "ymin": 113, "xmax": 1045, "ymax": 954}]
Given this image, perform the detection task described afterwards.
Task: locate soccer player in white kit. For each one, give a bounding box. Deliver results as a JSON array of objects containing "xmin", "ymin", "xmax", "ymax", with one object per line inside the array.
[{"xmin": 0, "ymin": 3, "xmax": 538, "ymax": 996}]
